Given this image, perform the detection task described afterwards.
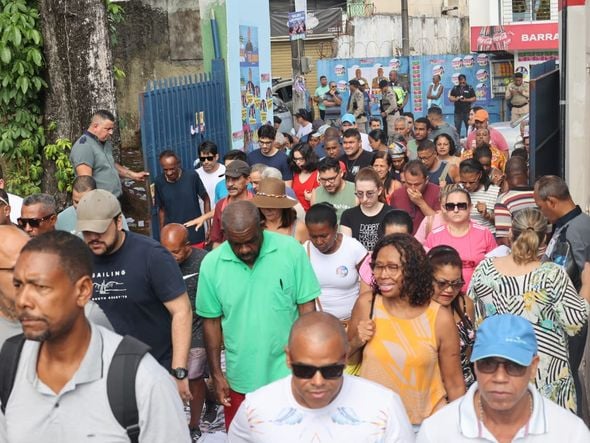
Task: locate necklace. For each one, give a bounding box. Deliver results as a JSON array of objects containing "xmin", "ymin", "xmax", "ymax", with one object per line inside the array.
[{"xmin": 478, "ymin": 391, "xmax": 533, "ymax": 435}]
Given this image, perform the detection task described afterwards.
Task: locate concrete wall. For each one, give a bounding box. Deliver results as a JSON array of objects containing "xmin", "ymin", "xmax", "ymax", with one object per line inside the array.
[
  {"xmin": 113, "ymin": 0, "xmax": 205, "ymax": 149},
  {"xmin": 373, "ymin": 0, "xmax": 469, "ymax": 17},
  {"xmin": 335, "ymin": 14, "xmax": 470, "ymax": 58},
  {"xmin": 564, "ymin": 2, "xmax": 590, "ymax": 210}
]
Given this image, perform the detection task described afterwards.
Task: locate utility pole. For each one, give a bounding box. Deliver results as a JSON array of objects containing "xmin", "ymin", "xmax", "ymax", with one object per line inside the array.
[{"xmin": 401, "ymin": 0, "xmax": 409, "ymax": 56}]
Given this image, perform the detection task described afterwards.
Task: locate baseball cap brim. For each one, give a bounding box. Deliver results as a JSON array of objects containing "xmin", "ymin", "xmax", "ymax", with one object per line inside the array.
[
  {"xmin": 470, "ymin": 344, "xmax": 534, "ymax": 366},
  {"xmin": 76, "ymin": 218, "xmax": 114, "ymax": 234}
]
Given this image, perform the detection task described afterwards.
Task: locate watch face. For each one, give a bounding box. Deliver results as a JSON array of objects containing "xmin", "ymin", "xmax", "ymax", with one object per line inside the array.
[{"xmin": 172, "ymin": 368, "xmax": 188, "ymax": 379}]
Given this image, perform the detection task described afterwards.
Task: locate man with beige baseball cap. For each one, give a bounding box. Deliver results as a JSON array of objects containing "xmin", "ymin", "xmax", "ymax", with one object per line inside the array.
[{"xmin": 77, "ymin": 189, "xmax": 193, "ymax": 402}]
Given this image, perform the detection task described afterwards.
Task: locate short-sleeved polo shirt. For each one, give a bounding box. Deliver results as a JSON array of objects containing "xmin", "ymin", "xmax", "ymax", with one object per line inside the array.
[
  {"xmin": 70, "ymin": 131, "xmax": 122, "ymax": 197},
  {"xmin": 196, "ymin": 231, "xmax": 320, "ymax": 394}
]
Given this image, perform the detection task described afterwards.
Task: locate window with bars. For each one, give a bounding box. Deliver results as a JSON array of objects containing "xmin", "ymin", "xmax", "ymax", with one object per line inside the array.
[{"xmin": 508, "ymin": 0, "xmax": 553, "ymax": 22}]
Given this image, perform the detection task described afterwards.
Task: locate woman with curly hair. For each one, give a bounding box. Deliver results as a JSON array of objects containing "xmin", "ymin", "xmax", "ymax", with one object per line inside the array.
[
  {"xmin": 289, "ymin": 142, "xmax": 320, "ymax": 211},
  {"xmin": 349, "ymin": 234, "xmax": 465, "ymax": 428}
]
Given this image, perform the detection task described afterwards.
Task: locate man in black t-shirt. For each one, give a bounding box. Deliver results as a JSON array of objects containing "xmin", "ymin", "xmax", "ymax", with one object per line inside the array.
[
  {"xmin": 154, "ymin": 150, "xmax": 210, "ymax": 245},
  {"xmin": 77, "ymin": 189, "xmax": 193, "ymax": 403},
  {"xmin": 449, "ymin": 74, "xmax": 476, "ymax": 137},
  {"xmin": 161, "ymin": 223, "xmax": 209, "ymax": 440},
  {"xmin": 339, "ymin": 128, "xmax": 374, "ymax": 182}
]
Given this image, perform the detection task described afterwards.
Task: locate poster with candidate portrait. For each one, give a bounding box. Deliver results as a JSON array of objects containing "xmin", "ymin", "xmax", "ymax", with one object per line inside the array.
[
  {"xmin": 317, "ymin": 57, "xmax": 410, "ymax": 119},
  {"xmin": 317, "ymin": 54, "xmax": 501, "ymax": 124}
]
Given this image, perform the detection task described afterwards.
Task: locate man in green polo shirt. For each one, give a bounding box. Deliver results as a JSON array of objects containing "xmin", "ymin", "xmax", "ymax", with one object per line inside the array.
[
  {"xmin": 196, "ymin": 200, "xmax": 319, "ymax": 430},
  {"xmin": 70, "ymin": 110, "xmax": 148, "ymax": 198}
]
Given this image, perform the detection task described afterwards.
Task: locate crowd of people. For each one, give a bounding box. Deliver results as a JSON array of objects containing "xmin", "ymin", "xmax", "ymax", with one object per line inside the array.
[{"xmin": 0, "ymin": 79, "xmax": 589, "ymax": 443}]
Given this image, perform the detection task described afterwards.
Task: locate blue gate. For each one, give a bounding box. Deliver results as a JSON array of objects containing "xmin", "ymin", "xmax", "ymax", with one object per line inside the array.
[
  {"xmin": 139, "ymin": 58, "xmax": 229, "ymax": 238},
  {"xmin": 139, "ymin": 58, "xmax": 229, "ymax": 175}
]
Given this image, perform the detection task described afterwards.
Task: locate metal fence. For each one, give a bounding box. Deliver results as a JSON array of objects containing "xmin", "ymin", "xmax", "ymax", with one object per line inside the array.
[{"xmin": 139, "ymin": 58, "xmax": 229, "ymax": 176}]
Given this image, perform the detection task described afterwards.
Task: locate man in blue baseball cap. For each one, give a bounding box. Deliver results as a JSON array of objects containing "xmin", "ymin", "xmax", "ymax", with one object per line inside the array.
[
  {"xmin": 340, "ymin": 113, "xmax": 371, "ymax": 152},
  {"xmin": 417, "ymin": 314, "xmax": 590, "ymax": 442}
]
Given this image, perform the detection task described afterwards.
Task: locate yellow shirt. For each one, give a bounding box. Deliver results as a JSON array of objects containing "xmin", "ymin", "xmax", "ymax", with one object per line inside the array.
[{"xmin": 360, "ymin": 298, "xmax": 446, "ymax": 424}]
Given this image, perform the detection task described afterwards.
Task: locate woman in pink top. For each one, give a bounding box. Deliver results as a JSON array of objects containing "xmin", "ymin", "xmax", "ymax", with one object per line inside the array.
[
  {"xmin": 414, "ymin": 184, "xmax": 461, "ymax": 245},
  {"xmin": 425, "ymin": 188, "xmax": 496, "ymax": 291},
  {"xmin": 289, "ymin": 143, "xmax": 320, "ymax": 211}
]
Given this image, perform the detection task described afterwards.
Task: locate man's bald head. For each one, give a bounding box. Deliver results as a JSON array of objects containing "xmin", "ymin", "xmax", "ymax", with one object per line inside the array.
[
  {"xmin": 288, "ymin": 311, "xmax": 348, "ymax": 353},
  {"xmin": 160, "ymin": 223, "xmax": 191, "ymax": 264},
  {"xmin": 0, "ymin": 225, "xmax": 30, "ymax": 262},
  {"xmin": 0, "ymin": 225, "xmax": 30, "ymax": 320},
  {"xmin": 221, "ymin": 200, "xmax": 261, "ymax": 234}
]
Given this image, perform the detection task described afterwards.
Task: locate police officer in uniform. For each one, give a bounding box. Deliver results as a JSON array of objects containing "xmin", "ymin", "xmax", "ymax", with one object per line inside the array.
[
  {"xmin": 347, "ymin": 79, "xmax": 367, "ymax": 133},
  {"xmin": 379, "ymin": 79, "xmax": 398, "ymax": 143}
]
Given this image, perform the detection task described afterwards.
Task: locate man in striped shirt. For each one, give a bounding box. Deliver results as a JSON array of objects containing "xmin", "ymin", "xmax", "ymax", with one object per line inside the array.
[{"xmin": 494, "ymin": 157, "xmax": 537, "ymax": 245}]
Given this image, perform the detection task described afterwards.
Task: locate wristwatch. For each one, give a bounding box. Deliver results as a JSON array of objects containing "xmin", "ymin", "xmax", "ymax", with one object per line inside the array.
[{"xmin": 170, "ymin": 367, "xmax": 188, "ymax": 380}]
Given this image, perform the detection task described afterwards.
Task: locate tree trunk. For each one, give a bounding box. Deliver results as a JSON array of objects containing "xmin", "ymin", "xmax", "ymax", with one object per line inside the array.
[{"xmin": 38, "ymin": 0, "xmax": 117, "ymax": 195}]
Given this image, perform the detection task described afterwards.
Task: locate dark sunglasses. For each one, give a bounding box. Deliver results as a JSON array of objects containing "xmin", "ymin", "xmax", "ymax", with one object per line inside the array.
[
  {"xmin": 17, "ymin": 214, "xmax": 54, "ymax": 228},
  {"xmin": 434, "ymin": 278, "xmax": 464, "ymax": 291},
  {"xmin": 444, "ymin": 202, "xmax": 468, "ymax": 211},
  {"xmin": 199, "ymin": 156, "xmax": 216, "ymax": 162},
  {"xmin": 291, "ymin": 363, "xmax": 345, "ymax": 380},
  {"xmin": 475, "ymin": 358, "xmax": 527, "ymax": 377}
]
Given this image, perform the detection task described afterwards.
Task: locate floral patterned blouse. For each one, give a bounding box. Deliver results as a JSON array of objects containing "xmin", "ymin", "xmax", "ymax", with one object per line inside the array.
[{"xmin": 467, "ymin": 259, "xmax": 589, "ymax": 413}]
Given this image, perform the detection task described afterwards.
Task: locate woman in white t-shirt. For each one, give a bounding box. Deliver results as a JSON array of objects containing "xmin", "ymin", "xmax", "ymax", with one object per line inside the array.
[{"xmin": 305, "ymin": 203, "xmax": 368, "ymax": 321}]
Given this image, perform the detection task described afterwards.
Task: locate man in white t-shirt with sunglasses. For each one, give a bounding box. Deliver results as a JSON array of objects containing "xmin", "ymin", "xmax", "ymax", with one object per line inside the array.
[{"xmin": 228, "ymin": 311, "xmax": 413, "ymax": 442}]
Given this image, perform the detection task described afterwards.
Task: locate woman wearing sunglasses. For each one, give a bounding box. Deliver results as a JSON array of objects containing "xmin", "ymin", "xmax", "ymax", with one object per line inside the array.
[
  {"xmin": 340, "ymin": 167, "xmax": 393, "ymax": 251},
  {"xmin": 354, "ymin": 234, "xmax": 465, "ymax": 428},
  {"xmin": 427, "ymin": 245, "xmax": 475, "ymax": 388},
  {"xmin": 425, "ymin": 188, "xmax": 496, "ymax": 292},
  {"xmin": 468, "ymin": 208, "xmax": 590, "ymax": 413}
]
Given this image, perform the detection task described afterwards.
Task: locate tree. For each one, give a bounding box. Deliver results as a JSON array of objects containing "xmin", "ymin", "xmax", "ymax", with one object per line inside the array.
[{"xmin": 38, "ymin": 0, "xmax": 117, "ymax": 193}]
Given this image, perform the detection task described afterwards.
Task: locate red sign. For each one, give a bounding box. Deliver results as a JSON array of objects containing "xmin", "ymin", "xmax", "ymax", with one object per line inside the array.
[{"xmin": 471, "ymin": 23, "xmax": 559, "ymax": 52}]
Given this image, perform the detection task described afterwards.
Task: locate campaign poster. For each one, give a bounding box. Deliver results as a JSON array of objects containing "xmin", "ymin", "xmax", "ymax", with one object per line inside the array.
[
  {"xmin": 239, "ymin": 25, "xmax": 265, "ymax": 145},
  {"xmin": 288, "ymin": 11, "xmax": 306, "ymax": 41},
  {"xmin": 317, "ymin": 57, "xmax": 410, "ymax": 118}
]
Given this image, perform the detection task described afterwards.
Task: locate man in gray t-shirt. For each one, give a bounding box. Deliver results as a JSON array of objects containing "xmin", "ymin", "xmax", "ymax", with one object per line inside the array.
[{"xmin": 69, "ymin": 110, "xmax": 148, "ymax": 198}]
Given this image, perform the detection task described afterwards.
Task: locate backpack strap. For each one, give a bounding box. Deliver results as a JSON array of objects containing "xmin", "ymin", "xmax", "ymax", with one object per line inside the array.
[
  {"xmin": 0, "ymin": 333, "xmax": 26, "ymax": 414},
  {"xmin": 107, "ymin": 335, "xmax": 151, "ymax": 443}
]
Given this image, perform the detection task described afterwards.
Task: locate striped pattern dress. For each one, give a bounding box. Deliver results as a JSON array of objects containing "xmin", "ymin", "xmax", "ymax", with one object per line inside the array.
[{"xmin": 467, "ymin": 259, "xmax": 589, "ymax": 412}]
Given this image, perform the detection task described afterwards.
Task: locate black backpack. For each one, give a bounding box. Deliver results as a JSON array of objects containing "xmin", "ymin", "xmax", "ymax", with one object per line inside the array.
[{"xmin": 0, "ymin": 334, "xmax": 150, "ymax": 443}]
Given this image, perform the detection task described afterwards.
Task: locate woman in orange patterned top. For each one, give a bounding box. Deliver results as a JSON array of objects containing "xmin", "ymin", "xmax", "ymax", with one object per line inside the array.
[{"xmin": 350, "ymin": 234, "xmax": 465, "ymax": 427}]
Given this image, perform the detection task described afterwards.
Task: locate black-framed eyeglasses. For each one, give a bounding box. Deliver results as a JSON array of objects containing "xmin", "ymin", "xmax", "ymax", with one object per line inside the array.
[
  {"xmin": 434, "ymin": 278, "xmax": 464, "ymax": 291},
  {"xmin": 199, "ymin": 156, "xmax": 215, "ymax": 162},
  {"xmin": 17, "ymin": 214, "xmax": 55, "ymax": 228},
  {"xmin": 291, "ymin": 363, "xmax": 345, "ymax": 380},
  {"xmin": 444, "ymin": 202, "xmax": 468, "ymax": 211},
  {"xmin": 475, "ymin": 358, "xmax": 527, "ymax": 377},
  {"xmin": 319, "ymin": 175, "xmax": 339, "ymax": 184}
]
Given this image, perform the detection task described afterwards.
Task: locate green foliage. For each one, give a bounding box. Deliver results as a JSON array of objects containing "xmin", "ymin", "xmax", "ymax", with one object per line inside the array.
[
  {"xmin": 106, "ymin": 0, "xmax": 124, "ymax": 46},
  {"xmin": 113, "ymin": 65, "xmax": 126, "ymax": 80},
  {"xmin": 106, "ymin": 0, "xmax": 126, "ymax": 80},
  {"xmin": 44, "ymin": 137, "xmax": 74, "ymax": 192},
  {"xmin": 0, "ymin": 0, "xmax": 45, "ymax": 195}
]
